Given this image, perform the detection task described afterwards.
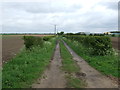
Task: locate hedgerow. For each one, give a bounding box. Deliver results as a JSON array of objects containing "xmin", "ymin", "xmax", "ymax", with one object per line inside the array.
[
  {"xmin": 43, "ymin": 36, "xmax": 55, "ymax": 41},
  {"xmin": 64, "ymin": 35, "xmax": 112, "ymax": 56}
]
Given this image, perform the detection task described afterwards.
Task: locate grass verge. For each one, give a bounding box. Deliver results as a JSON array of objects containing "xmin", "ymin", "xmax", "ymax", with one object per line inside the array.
[
  {"xmin": 60, "ymin": 40, "xmax": 86, "ymax": 88},
  {"xmin": 63, "ymin": 37, "xmax": 119, "ymax": 78},
  {"xmin": 2, "ymin": 38, "xmax": 56, "ymax": 88}
]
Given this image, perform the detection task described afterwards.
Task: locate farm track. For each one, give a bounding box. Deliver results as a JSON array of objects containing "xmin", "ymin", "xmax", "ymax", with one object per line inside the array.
[
  {"xmin": 32, "ymin": 41, "xmax": 66, "ymax": 88},
  {"xmin": 63, "ymin": 41, "xmax": 118, "ymax": 88},
  {"xmin": 2, "ymin": 35, "xmax": 119, "ymax": 88}
]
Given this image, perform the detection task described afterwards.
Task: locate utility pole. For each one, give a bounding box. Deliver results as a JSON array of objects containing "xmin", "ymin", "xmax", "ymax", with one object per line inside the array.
[{"xmin": 54, "ymin": 24, "xmax": 57, "ymax": 35}]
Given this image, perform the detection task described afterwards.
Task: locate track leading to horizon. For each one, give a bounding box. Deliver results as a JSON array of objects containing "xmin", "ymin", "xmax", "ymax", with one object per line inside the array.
[
  {"xmin": 32, "ymin": 41, "xmax": 66, "ymax": 88},
  {"xmin": 32, "ymin": 39, "xmax": 118, "ymax": 88}
]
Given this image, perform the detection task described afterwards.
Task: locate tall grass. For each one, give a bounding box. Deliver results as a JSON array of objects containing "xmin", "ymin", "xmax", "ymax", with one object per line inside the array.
[
  {"xmin": 63, "ymin": 37, "xmax": 119, "ymax": 78},
  {"xmin": 2, "ymin": 37, "xmax": 56, "ymax": 88}
]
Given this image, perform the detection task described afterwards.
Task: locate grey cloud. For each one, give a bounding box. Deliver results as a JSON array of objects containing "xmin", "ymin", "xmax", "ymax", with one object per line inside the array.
[
  {"xmin": 2, "ymin": 24, "xmax": 55, "ymax": 33},
  {"xmin": 2, "ymin": 1, "xmax": 117, "ymax": 33},
  {"xmin": 100, "ymin": 2, "xmax": 118, "ymax": 10},
  {"xmin": 62, "ymin": 10, "xmax": 117, "ymax": 32},
  {"xmin": 3, "ymin": 2, "xmax": 82, "ymax": 14}
]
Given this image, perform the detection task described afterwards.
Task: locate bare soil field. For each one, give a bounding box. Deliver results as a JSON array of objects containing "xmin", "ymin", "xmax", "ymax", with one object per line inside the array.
[
  {"xmin": 2, "ymin": 35, "xmax": 53, "ymax": 37},
  {"xmin": 2, "ymin": 35, "xmax": 24, "ymax": 64},
  {"xmin": 111, "ymin": 37, "xmax": 120, "ymax": 50},
  {"xmin": 2, "ymin": 35, "xmax": 53, "ymax": 64}
]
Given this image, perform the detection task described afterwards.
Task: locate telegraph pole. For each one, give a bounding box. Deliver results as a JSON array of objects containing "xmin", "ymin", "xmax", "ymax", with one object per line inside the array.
[{"xmin": 54, "ymin": 24, "xmax": 57, "ymax": 35}]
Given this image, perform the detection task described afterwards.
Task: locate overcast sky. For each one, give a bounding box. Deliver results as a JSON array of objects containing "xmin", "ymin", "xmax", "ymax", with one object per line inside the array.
[{"xmin": 1, "ymin": 0, "xmax": 119, "ymax": 33}]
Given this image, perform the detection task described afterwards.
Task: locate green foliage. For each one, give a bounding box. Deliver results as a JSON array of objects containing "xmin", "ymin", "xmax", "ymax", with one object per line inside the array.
[
  {"xmin": 43, "ymin": 36, "xmax": 55, "ymax": 41},
  {"xmin": 2, "ymin": 38, "xmax": 56, "ymax": 88},
  {"xmin": 33, "ymin": 37, "xmax": 44, "ymax": 47},
  {"xmin": 58, "ymin": 31, "xmax": 64, "ymax": 35},
  {"xmin": 60, "ymin": 41, "xmax": 86, "ymax": 88},
  {"xmin": 66, "ymin": 76, "xmax": 85, "ymax": 88},
  {"xmin": 43, "ymin": 36, "xmax": 50, "ymax": 41},
  {"xmin": 65, "ymin": 35, "xmax": 112, "ymax": 56},
  {"xmin": 64, "ymin": 38, "xmax": 119, "ymax": 78},
  {"xmin": 60, "ymin": 41, "xmax": 80, "ymax": 73},
  {"xmin": 23, "ymin": 36, "xmax": 43, "ymax": 50},
  {"xmin": 111, "ymin": 34, "xmax": 115, "ymax": 37}
]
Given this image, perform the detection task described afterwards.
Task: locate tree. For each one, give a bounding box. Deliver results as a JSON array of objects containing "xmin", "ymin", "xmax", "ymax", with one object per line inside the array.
[
  {"xmin": 58, "ymin": 31, "xmax": 64, "ymax": 35},
  {"xmin": 60, "ymin": 31, "xmax": 64, "ymax": 35}
]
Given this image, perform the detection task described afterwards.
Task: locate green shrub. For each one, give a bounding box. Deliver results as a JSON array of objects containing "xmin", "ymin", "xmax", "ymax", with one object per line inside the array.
[
  {"xmin": 33, "ymin": 37, "xmax": 44, "ymax": 47},
  {"xmin": 23, "ymin": 36, "xmax": 35, "ymax": 49},
  {"xmin": 64, "ymin": 35, "xmax": 112, "ymax": 56},
  {"xmin": 43, "ymin": 36, "xmax": 50, "ymax": 41},
  {"xmin": 91, "ymin": 36, "xmax": 112, "ymax": 55},
  {"xmin": 23, "ymin": 36, "xmax": 43, "ymax": 50},
  {"xmin": 111, "ymin": 34, "xmax": 115, "ymax": 37}
]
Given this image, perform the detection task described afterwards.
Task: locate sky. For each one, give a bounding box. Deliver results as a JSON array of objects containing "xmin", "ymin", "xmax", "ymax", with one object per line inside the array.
[{"xmin": 0, "ymin": 0, "xmax": 119, "ymax": 33}]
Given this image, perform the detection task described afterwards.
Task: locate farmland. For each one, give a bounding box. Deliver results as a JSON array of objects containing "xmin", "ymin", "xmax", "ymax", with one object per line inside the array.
[
  {"xmin": 111, "ymin": 37, "xmax": 120, "ymax": 50},
  {"xmin": 2, "ymin": 35, "xmax": 119, "ymax": 64},
  {"xmin": 2, "ymin": 35, "xmax": 24, "ymax": 64},
  {"xmin": 2, "ymin": 35, "xmax": 56, "ymax": 88},
  {"xmin": 2, "ymin": 35, "xmax": 119, "ymax": 88},
  {"xmin": 2, "ymin": 35, "xmax": 53, "ymax": 64}
]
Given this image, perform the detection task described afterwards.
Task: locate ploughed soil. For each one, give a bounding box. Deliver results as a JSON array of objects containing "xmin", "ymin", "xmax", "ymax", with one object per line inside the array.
[
  {"xmin": 2, "ymin": 35, "xmax": 53, "ymax": 37},
  {"xmin": 63, "ymin": 41, "xmax": 118, "ymax": 88},
  {"xmin": 32, "ymin": 41, "xmax": 66, "ymax": 88},
  {"xmin": 2, "ymin": 36, "xmax": 24, "ymax": 64},
  {"xmin": 2, "ymin": 35, "xmax": 51, "ymax": 64},
  {"xmin": 111, "ymin": 37, "xmax": 120, "ymax": 50}
]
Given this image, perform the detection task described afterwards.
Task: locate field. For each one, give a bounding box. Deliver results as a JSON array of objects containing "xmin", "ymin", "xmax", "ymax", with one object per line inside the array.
[
  {"xmin": 2, "ymin": 35, "xmax": 53, "ymax": 64},
  {"xmin": 2, "ymin": 35, "xmax": 24, "ymax": 64},
  {"xmin": 2, "ymin": 35, "xmax": 119, "ymax": 64},
  {"xmin": 2, "ymin": 36, "xmax": 56, "ymax": 88},
  {"xmin": 111, "ymin": 37, "xmax": 119, "ymax": 50}
]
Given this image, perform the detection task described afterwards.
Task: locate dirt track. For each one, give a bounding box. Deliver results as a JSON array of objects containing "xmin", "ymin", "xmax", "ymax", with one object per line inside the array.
[
  {"xmin": 2, "ymin": 36, "xmax": 24, "ymax": 63},
  {"xmin": 32, "ymin": 40, "xmax": 118, "ymax": 88},
  {"xmin": 63, "ymin": 41, "xmax": 118, "ymax": 88},
  {"xmin": 32, "ymin": 41, "xmax": 66, "ymax": 88}
]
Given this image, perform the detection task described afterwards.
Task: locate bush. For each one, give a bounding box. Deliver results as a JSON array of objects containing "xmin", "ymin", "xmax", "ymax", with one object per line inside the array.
[
  {"xmin": 64, "ymin": 35, "xmax": 112, "ymax": 56},
  {"xmin": 23, "ymin": 36, "xmax": 43, "ymax": 50},
  {"xmin": 111, "ymin": 34, "xmax": 115, "ymax": 37},
  {"xmin": 91, "ymin": 36, "xmax": 112, "ymax": 55},
  {"xmin": 43, "ymin": 36, "xmax": 50, "ymax": 41},
  {"xmin": 33, "ymin": 37, "xmax": 44, "ymax": 47}
]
